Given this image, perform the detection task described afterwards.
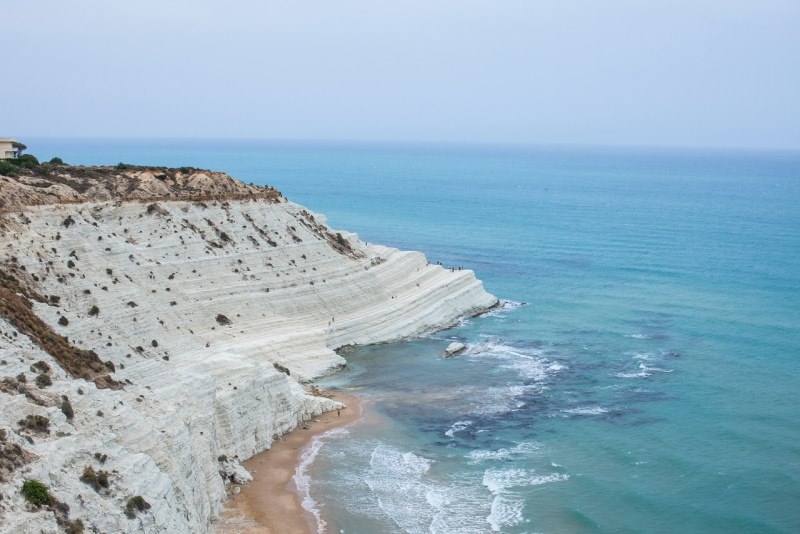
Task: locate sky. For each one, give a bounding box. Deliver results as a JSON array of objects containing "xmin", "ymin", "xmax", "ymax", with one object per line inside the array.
[{"xmin": 1, "ymin": 1, "xmax": 799, "ymax": 149}]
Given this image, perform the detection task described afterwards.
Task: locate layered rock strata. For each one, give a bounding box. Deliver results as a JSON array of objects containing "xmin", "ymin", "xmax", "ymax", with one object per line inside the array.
[{"xmin": 0, "ymin": 168, "xmax": 497, "ymax": 533}]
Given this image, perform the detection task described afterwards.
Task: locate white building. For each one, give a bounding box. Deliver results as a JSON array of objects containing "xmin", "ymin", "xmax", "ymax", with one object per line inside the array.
[{"xmin": 0, "ymin": 138, "xmax": 25, "ymax": 159}]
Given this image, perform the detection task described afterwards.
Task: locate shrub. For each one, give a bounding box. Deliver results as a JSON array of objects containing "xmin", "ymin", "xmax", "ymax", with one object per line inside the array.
[
  {"xmin": 61, "ymin": 397, "xmax": 74, "ymax": 420},
  {"xmin": 58, "ymin": 316, "xmax": 69, "ymax": 326},
  {"xmin": 18, "ymin": 415, "xmax": 50, "ymax": 433},
  {"xmin": 80, "ymin": 466, "xmax": 110, "ymax": 491},
  {"xmin": 32, "ymin": 361, "xmax": 50, "ymax": 374},
  {"xmin": 22, "ymin": 480, "xmax": 51, "ymax": 506},
  {"xmin": 5, "ymin": 154, "xmax": 39, "ymax": 169},
  {"xmin": 35, "ymin": 373, "xmax": 52, "ymax": 388},
  {"xmin": 16, "ymin": 154, "xmax": 40, "ymax": 167},
  {"xmin": 273, "ymin": 362, "xmax": 290, "ymax": 376},
  {"xmin": 215, "ymin": 314, "xmax": 232, "ymax": 326},
  {"xmin": 0, "ymin": 160, "xmax": 19, "ymax": 176},
  {"xmin": 88, "ymin": 305, "xmax": 99, "ymax": 317},
  {"xmin": 48, "ymin": 157, "xmax": 65, "ymax": 165},
  {"xmin": 124, "ymin": 495, "xmax": 151, "ymax": 518},
  {"xmin": 63, "ymin": 518, "xmax": 84, "ymax": 534},
  {"xmin": 151, "ymin": 340, "xmax": 158, "ymax": 348}
]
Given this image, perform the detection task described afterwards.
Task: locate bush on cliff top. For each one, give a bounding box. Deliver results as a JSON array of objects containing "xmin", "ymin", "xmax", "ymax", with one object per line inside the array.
[{"xmin": 0, "ymin": 160, "xmax": 19, "ymax": 176}]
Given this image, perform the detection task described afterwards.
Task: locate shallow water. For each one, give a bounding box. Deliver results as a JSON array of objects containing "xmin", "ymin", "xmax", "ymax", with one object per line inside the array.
[{"xmin": 31, "ymin": 139, "xmax": 800, "ymax": 532}]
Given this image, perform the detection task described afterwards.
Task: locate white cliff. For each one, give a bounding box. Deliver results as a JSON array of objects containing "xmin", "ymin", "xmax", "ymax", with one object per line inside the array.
[{"xmin": 0, "ymin": 179, "xmax": 497, "ymax": 533}]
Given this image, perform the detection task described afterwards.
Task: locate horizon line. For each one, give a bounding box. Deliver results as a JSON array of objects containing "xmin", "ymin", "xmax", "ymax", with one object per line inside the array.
[{"xmin": 11, "ymin": 135, "xmax": 800, "ymax": 154}]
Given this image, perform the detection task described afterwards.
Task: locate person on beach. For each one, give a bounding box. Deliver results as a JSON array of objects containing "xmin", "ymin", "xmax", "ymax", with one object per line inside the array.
[{"xmin": 337, "ymin": 409, "xmax": 341, "ymax": 416}]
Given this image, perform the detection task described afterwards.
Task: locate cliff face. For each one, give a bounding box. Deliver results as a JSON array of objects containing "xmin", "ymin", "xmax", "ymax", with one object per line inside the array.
[{"xmin": 0, "ymin": 168, "xmax": 497, "ymax": 533}]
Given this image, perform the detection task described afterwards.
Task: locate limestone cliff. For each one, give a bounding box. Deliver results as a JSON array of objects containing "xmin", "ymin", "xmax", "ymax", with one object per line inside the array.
[{"xmin": 0, "ymin": 167, "xmax": 497, "ymax": 533}]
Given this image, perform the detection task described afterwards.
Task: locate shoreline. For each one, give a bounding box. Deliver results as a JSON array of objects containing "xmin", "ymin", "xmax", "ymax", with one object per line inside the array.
[{"xmin": 214, "ymin": 391, "xmax": 362, "ymax": 534}]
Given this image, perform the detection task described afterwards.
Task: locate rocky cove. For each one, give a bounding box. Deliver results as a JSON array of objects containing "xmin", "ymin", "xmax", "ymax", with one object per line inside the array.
[{"xmin": 0, "ymin": 165, "xmax": 497, "ymax": 533}]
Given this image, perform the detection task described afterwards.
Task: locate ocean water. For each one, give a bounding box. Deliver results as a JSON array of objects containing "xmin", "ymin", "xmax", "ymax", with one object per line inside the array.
[{"xmin": 29, "ymin": 139, "xmax": 800, "ymax": 533}]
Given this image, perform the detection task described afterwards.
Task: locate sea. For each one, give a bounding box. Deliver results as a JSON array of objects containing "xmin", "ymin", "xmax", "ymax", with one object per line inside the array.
[{"xmin": 28, "ymin": 139, "xmax": 800, "ymax": 533}]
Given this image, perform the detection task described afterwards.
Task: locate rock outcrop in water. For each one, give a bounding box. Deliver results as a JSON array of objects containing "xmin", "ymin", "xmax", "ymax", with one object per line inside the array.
[
  {"xmin": 0, "ymin": 166, "xmax": 497, "ymax": 533},
  {"xmin": 443, "ymin": 341, "xmax": 467, "ymax": 357}
]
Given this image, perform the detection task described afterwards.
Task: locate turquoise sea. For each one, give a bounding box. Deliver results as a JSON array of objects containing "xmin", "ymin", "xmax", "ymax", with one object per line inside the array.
[{"xmin": 29, "ymin": 139, "xmax": 800, "ymax": 533}]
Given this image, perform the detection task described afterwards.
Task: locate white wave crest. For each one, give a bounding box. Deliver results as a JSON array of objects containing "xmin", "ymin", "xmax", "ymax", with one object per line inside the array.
[
  {"xmin": 294, "ymin": 427, "xmax": 349, "ymax": 533},
  {"xmin": 480, "ymin": 300, "xmax": 526, "ymax": 318},
  {"xmin": 445, "ymin": 420, "xmax": 473, "ymax": 438},
  {"xmin": 467, "ymin": 441, "xmax": 542, "ymax": 463},
  {"xmin": 563, "ymin": 406, "xmax": 609, "ymax": 416},
  {"xmin": 616, "ymin": 362, "xmax": 673, "ymax": 379},
  {"xmin": 364, "ymin": 444, "xmax": 438, "ymax": 532},
  {"xmin": 627, "ymin": 351, "xmax": 656, "ymax": 360},
  {"xmin": 465, "ymin": 339, "xmax": 563, "ymax": 381},
  {"xmin": 625, "ymin": 333, "xmax": 651, "ymax": 339},
  {"xmin": 482, "ymin": 468, "xmax": 569, "ymax": 531}
]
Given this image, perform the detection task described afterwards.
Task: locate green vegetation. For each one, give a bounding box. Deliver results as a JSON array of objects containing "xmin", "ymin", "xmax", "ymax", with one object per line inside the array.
[
  {"xmin": 31, "ymin": 361, "xmax": 50, "ymax": 374},
  {"xmin": 22, "ymin": 479, "xmax": 83, "ymax": 531},
  {"xmin": 21, "ymin": 479, "xmax": 51, "ymax": 506},
  {"xmin": 0, "ymin": 272, "xmax": 120, "ymax": 389},
  {"xmin": 273, "ymin": 362, "xmax": 291, "ymax": 376},
  {"xmin": 35, "ymin": 373, "xmax": 52, "ymax": 388},
  {"xmin": 80, "ymin": 466, "xmax": 110, "ymax": 491},
  {"xmin": 61, "ymin": 396, "xmax": 74, "ymax": 420},
  {"xmin": 2, "ymin": 154, "xmax": 40, "ymax": 170},
  {"xmin": 18, "ymin": 414, "xmax": 50, "ymax": 433},
  {"xmin": 124, "ymin": 495, "xmax": 151, "ymax": 518},
  {"xmin": 0, "ymin": 160, "xmax": 19, "ymax": 176}
]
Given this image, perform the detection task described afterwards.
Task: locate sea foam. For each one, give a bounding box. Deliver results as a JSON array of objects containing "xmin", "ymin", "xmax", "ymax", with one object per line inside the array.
[
  {"xmin": 482, "ymin": 468, "xmax": 570, "ymax": 531},
  {"xmin": 294, "ymin": 427, "xmax": 349, "ymax": 533}
]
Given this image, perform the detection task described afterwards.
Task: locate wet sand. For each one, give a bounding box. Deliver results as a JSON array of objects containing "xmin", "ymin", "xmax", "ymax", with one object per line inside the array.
[{"xmin": 215, "ymin": 391, "xmax": 362, "ymax": 534}]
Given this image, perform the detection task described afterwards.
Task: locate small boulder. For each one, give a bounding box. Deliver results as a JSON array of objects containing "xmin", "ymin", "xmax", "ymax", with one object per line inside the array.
[
  {"xmin": 443, "ymin": 342, "xmax": 467, "ymax": 358},
  {"xmin": 219, "ymin": 458, "xmax": 253, "ymax": 485}
]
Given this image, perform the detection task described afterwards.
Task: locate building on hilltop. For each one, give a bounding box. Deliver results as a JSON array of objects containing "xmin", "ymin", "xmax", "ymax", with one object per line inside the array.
[{"xmin": 0, "ymin": 138, "xmax": 26, "ymax": 159}]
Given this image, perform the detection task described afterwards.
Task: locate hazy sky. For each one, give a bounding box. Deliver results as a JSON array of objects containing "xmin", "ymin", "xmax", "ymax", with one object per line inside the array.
[{"xmin": 2, "ymin": 1, "xmax": 799, "ymax": 149}]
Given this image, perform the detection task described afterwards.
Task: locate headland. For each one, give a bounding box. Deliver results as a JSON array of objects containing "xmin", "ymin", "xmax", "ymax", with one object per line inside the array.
[{"xmin": 0, "ymin": 163, "xmax": 496, "ymax": 533}]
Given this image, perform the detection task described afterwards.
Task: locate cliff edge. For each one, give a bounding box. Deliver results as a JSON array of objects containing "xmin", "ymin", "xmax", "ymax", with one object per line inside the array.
[{"xmin": 0, "ymin": 165, "xmax": 498, "ymax": 533}]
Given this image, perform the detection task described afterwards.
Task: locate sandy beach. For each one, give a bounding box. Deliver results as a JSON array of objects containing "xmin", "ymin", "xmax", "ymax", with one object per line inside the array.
[{"xmin": 215, "ymin": 391, "xmax": 362, "ymax": 534}]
